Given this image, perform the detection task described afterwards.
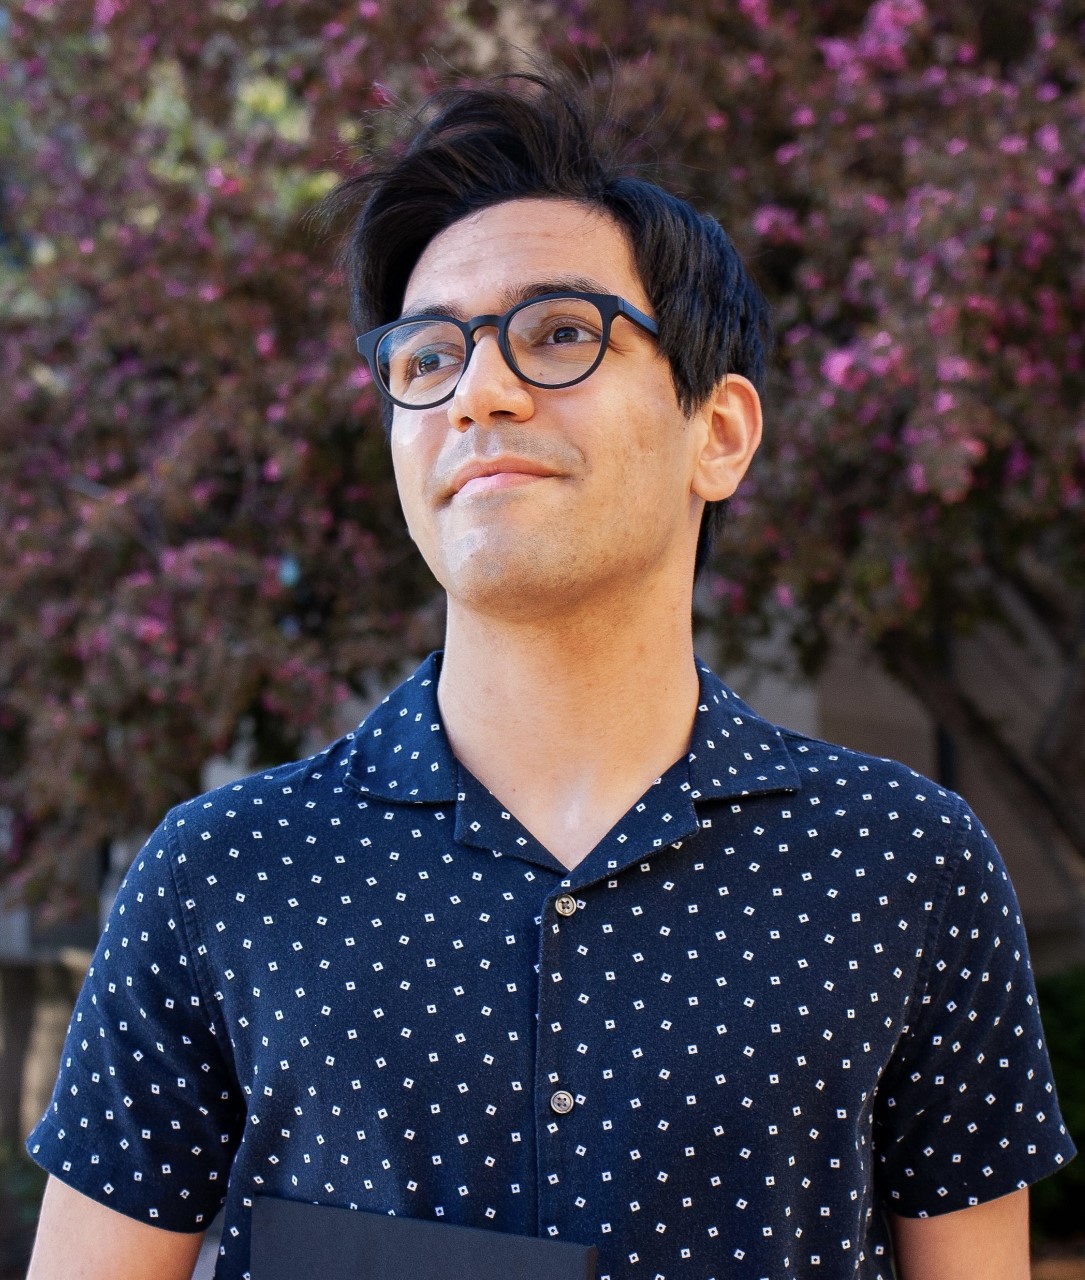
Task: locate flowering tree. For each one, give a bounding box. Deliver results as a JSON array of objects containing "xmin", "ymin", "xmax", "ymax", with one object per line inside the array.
[
  {"xmin": 576, "ymin": 0, "xmax": 1085, "ymax": 893},
  {"xmin": 2, "ymin": 0, "xmax": 1083, "ymax": 908}
]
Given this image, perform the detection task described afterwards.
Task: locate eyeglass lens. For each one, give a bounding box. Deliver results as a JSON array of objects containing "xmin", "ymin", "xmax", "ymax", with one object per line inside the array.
[{"xmin": 376, "ymin": 296, "xmax": 606, "ymax": 406}]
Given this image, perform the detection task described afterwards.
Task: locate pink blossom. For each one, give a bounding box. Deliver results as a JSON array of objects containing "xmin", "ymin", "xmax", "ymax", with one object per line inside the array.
[
  {"xmin": 738, "ymin": 0, "xmax": 770, "ymax": 27},
  {"xmin": 1036, "ymin": 123, "xmax": 1060, "ymax": 154},
  {"xmin": 821, "ymin": 349, "xmax": 855, "ymax": 387},
  {"xmin": 936, "ymin": 355, "xmax": 971, "ymax": 382},
  {"xmin": 855, "ymin": 0, "xmax": 927, "ymax": 72},
  {"xmin": 135, "ymin": 618, "xmax": 167, "ymax": 644},
  {"xmin": 93, "ymin": 0, "xmax": 121, "ymax": 24},
  {"xmin": 817, "ymin": 38, "xmax": 852, "ymax": 72},
  {"xmin": 999, "ymin": 136, "xmax": 1027, "ymax": 155},
  {"xmin": 752, "ymin": 204, "xmax": 800, "ymax": 241}
]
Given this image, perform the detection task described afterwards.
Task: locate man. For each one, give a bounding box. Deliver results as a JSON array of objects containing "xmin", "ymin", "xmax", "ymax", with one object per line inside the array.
[{"xmin": 27, "ymin": 72, "xmax": 1074, "ymax": 1279}]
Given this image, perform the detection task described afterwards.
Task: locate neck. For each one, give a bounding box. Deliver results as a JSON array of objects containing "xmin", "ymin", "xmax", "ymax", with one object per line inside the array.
[{"xmin": 437, "ymin": 570, "xmax": 701, "ymax": 870}]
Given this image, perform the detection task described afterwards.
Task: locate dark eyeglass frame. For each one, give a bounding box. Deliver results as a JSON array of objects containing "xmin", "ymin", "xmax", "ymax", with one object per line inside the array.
[{"xmin": 355, "ymin": 290, "xmax": 660, "ymax": 411}]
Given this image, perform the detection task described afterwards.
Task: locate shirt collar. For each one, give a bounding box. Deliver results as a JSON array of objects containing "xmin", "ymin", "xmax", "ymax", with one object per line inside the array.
[
  {"xmin": 343, "ymin": 653, "xmax": 459, "ymax": 802},
  {"xmin": 686, "ymin": 658, "xmax": 802, "ymax": 801},
  {"xmin": 343, "ymin": 651, "xmax": 800, "ymax": 806}
]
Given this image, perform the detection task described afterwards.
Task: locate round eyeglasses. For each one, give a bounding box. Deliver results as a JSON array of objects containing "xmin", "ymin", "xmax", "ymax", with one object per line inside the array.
[{"xmin": 355, "ymin": 290, "xmax": 659, "ymax": 411}]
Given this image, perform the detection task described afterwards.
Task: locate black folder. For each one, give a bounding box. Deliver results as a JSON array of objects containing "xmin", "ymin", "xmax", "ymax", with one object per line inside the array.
[{"xmin": 251, "ymin": 1196, "xmax": 598, "ymax": 1280}]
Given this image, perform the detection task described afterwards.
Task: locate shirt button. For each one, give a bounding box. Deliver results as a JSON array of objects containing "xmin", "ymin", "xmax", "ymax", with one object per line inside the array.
[
  {"xmin": 555, "ymin": 895, "xmax": 577, "ymax": 917},
  {"xmin": 550, "ymin": 1089, "xmax": 575, "ymax": 1115}
]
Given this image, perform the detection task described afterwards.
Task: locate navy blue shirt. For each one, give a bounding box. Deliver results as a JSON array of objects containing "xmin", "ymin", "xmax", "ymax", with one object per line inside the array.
[{"xmin": 30, "ymin": 654, "xmax": 1074, "ymax": 1279}]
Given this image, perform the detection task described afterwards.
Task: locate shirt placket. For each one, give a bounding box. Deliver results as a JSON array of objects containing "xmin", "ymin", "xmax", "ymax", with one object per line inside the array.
[
  {"xmin": 533, "ymin": 780, "xmax": 703, "ymax": 1243},
  {"xmin": 534, "ymin": 883, "xmax": 591, "ymax": 1239}
]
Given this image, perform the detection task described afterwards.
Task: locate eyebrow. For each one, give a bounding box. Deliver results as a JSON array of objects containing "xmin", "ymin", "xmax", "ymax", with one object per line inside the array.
[{"xmin": 398, "ymin": 275, "xmax": 611, "ymax": 323}]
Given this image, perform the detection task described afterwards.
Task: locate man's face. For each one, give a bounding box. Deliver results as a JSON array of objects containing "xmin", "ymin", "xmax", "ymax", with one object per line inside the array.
[{"xmin": 389, "ymin": 197, "xmax": 712, "ymax": 619}]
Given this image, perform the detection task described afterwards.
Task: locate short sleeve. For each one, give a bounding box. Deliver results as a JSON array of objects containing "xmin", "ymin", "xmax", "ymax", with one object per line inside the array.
[
  {"xmin": 26, "ymin": 813, "xmax": 245, "ymax": 1231},
  {"xmin": 873, "ymin": 798, "xmax": 1076, "ymax": 1216}
]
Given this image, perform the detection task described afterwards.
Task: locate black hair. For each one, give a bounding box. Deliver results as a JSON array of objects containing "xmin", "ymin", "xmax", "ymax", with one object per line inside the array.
[{"xmin": 322, "ymin": 69, "xmax": 771, "ymax": 574}]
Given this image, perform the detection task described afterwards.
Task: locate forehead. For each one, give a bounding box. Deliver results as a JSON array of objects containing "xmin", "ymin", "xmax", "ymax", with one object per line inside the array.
[{"xmin": 401, "ymin": 197, "xmax": 646, "ymax": 315}]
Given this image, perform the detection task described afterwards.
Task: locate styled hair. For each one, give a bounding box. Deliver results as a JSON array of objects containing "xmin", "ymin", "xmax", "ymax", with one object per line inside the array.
[{"xmin": 323, "ymin": 70, "xmax": 771, "ymax": 573}]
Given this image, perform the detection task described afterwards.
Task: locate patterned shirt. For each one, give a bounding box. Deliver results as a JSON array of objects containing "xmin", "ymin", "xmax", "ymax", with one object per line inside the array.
[{"xmin": 29, "ymin": 653, "xmax": 1074, "ymax": 1280}]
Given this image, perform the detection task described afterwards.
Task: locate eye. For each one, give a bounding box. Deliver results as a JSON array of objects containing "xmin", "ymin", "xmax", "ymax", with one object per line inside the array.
[
  {"xmin": 378, "ymin": 319, "xmax": 465, "ymax": 397},
  {"xmin": 548, "ymin": 323, "xmax": 593, "ymax": 345},
  {"xmin": 405, "ymin": 345, "xmax": 461, "ymax": 382}
]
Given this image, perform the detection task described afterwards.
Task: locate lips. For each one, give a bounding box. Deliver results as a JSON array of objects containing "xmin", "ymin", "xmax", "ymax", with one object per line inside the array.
[{"xmin": 445, "ymin": 456, "xmax": 561, "ymax": 499}]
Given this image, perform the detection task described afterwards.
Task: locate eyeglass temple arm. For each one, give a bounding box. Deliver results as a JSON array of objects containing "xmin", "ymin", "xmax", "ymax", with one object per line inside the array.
[{"xmin": 616, "ymin": 299, "xmax": 659, "ymax": 337}]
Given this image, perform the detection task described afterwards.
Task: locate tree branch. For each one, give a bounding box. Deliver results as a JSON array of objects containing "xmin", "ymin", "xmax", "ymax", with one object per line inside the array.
[
  {"xmin": 1035, "ymin": 635, "xmax": 1085, "ymax": 793},
  {"xmin": 1002, "ymin": 553, "xmax": 1081, "ymax": 660}
]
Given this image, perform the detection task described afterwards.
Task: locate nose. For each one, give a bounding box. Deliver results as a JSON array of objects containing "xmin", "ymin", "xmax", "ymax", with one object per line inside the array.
[{"xmin": 446, "ymin": 327, "xmax": 534, "ymax": 432}]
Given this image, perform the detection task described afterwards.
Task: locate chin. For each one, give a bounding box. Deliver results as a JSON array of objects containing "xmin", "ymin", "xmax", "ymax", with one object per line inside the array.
[{"xmin": 436, "ymin": 536, "xmax": 590, "ymax": 620}]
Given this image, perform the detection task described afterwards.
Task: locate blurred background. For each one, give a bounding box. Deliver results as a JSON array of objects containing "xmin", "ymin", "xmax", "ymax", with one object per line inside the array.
[{"xmin": 1, "ymin": 0, "xmax": 1083, "ymax": 1274}]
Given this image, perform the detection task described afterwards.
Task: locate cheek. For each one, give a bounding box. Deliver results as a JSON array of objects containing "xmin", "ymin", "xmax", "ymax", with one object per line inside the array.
[
  {"xmin": 390, "ymin": 425, "xmax": 431, "ymax": 533},
  {"xmin": 614, "ymin": 386, "xmax": 695, "ymax": 484}
]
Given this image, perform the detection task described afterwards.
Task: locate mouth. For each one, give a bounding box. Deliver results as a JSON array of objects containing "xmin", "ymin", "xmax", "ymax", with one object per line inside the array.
[{"xmin": 446, "ymin": 457, "xmax": 561, "ymax": 500}]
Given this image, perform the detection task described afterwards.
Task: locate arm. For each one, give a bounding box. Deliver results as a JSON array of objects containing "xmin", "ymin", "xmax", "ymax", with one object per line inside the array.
[
  {"xmin": 890, "ymin": 1187, "xmax": 1030, "ymax": 1280},
  {"xmin": 27, "ymin": 1175, "xmax": 205, "ymax": 1280}
]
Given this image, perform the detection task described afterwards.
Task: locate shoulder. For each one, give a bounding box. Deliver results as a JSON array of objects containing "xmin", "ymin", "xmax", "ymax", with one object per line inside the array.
[
  {"xmin": 767, "ymin": 725, "xmax": 1007, "ymax": 928},
  {"xmin": 755, "ymin": 714, "xmax": 981, "ymax": 883},
  {"xmin": 727, "ymin": 682, "xmax": 971, "ymax": 831},
  {"xmin": 693, "ymin": 664, "xmax": 978, "ymax": 881},
  {"xmin": 697, "ymin": 662, "xmax": 966, "ymax": 827},
  {"xmin": 779, "ymin": 724, "xmax": 957, "ymax": 805},
  {"xmin": 135, "ymin": 654, "xmax": 451, "ymax": 892},
  {"xmin": 159, "ymin": 735, "xmax": 361, "ymax": 875}
]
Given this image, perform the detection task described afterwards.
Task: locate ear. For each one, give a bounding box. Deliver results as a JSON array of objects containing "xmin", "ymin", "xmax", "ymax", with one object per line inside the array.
[{"xmin": 690, "ymin": 373, "xmax": 763, "ymax": 503}]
